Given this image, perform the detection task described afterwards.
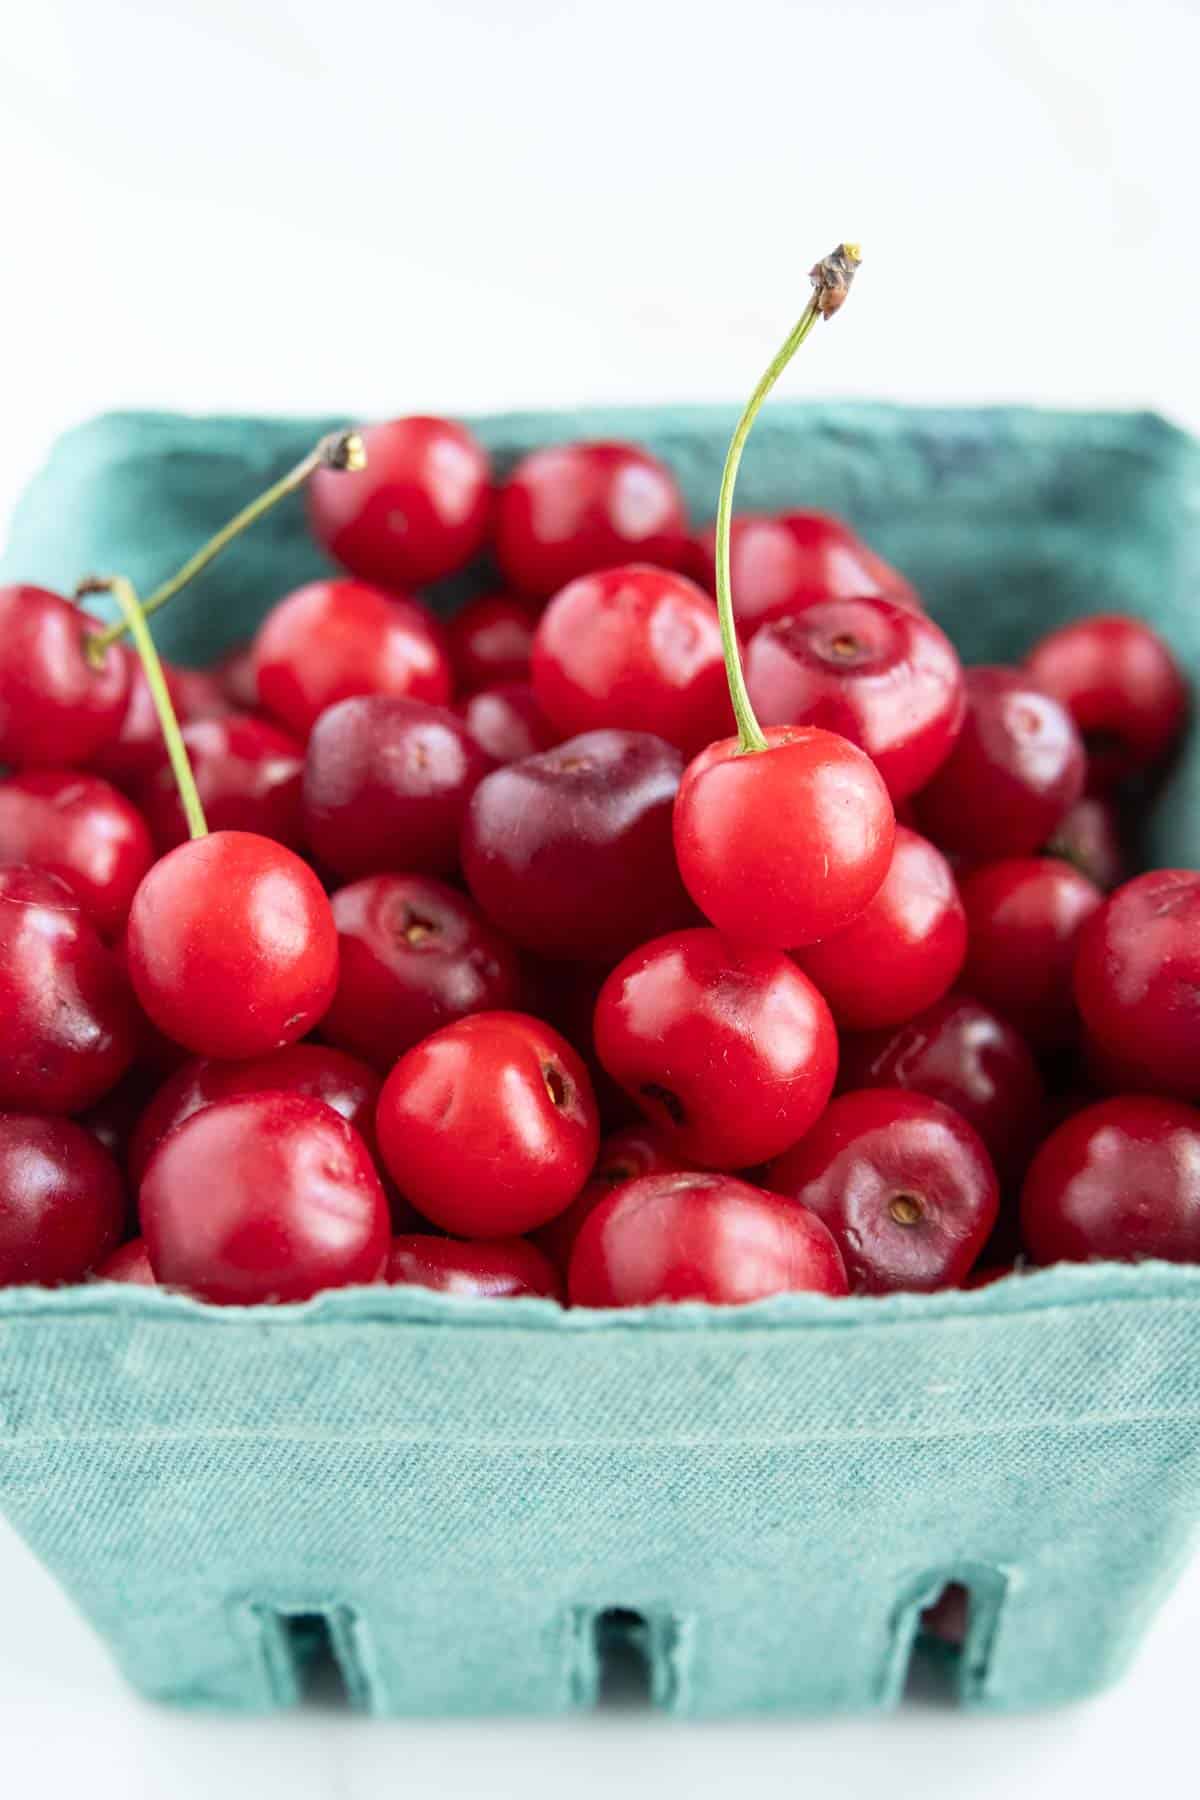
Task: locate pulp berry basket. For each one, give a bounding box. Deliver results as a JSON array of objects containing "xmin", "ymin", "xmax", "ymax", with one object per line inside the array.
[{"xmin": 1, "ymin": 403, "xmax": 1199, "ymax": 1719}]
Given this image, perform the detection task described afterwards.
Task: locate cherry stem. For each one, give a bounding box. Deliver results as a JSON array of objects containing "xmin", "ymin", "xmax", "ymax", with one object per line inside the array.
[
  {"xmin": 80, "ymin": 575, "xmax": 209, "ymax": 840},
  {"xmin": 85, "ymin": 428, "xmax": 366, "ymax": 659},
  {"xmin": 714, "ymin": 242, "xmax": 863, "ymax": 755}
]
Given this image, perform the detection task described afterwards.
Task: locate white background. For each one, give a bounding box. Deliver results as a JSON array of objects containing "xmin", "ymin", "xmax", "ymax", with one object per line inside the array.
[{"xmin": 2, "ymin": 2, "xmax": 1199, "ymax": 1794}]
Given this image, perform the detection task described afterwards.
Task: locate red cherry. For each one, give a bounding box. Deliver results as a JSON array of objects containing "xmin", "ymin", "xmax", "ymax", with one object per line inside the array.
[
  {"xmin": 0, "ymin": 867, "xmax": 137, "ymax": 1112},
  {"xmin": 837, "ymin": 994, "xmax": 1045, "ymax": 1184},
  {"xmin": 79, "ymin": 1068, "xmax": 159, "ymax": 1175},
  {"xmin": 568, "ymin": 1171, "xmax": 848, "ymax": 1306},
  {"xmin": 140, "ymin": 1092, "xmax": 389, "ymax": 1303},
  {"xmin": 530, "ymin": 1123, "xmax": 683, "ymax": 1270},
  {"xmin": 743, "ymin": 596, "xmax": 965, "ymax": 799},
  {"xmin": 213, "ymin": 642, "xmax": 260, "ymax": 712},
  {"xmin": 1043, "ymin": 794, "xmax": 1126, "ymax": 893},
  {"xmin": 125, "ymin": 831, "xmax": 338, "ymax": 1060},
  {"xmin": 689, "ymin": 511, "xmax": 921, "ymax": 632},
  {"xmin": 1024, "ymin": 614, "xmax": 1188, "ymax": 793},
  {"xmin": 321, "ymin": 873, "xmax": 523, "ymax": 1071},
  {"xmin": 172, "ymin": 667, "xmax": 232, "ymax": 723},
  {"xmin": 0, "ymin": 585, "xmax": 129, "ymax": 767},
  {"xmin": 0, "ymin": 769, "xmax": 153, "ymax": 937},
  {"xmin": 129, "ymin": 1042, "xmax": 383, "ymax": 1189},
  {"xmin": 765, "ymin": 1089, "xmax": 999, "ymax": 1294},
  {"xmin": 958, "ymin": 856, "xmax": 1102, "ymax": 1051},
  {"xmin": 495, "ymin": 441, "xmax": 688, "ymax": 600},
  {"xmin": 673, "ymin": 725, "xmax": 895, "ymax": 949},
  {"xmin": 375, "ymin": 1012, "xmax": 599, "ymax": 1236},
  {"xmin": 302, "ymin": 695, "xmax": 492, "ymax": 881},
  {"xmin": 794, "ymin": 826, "xmax": 966, "ymax": 1031},
  {"xmin": 914, "ymin": 666, "xmax": 1085, "ymax": 859},
  {"xmin": 447, "ymin": 593, "xmax": 539, "ymax": 693},
  {"xmin": 0, "ymin": 1114, "xmax": 125, "ymax": 1286},
  {"xmin": 252, "ymin": 579, "xmax": 452, "ymax": 739},
  {"xmin": 91, "ymin": 656, "xmax": 199, "ymax": 787},
  {"xmin": 530, "ymin": 565, "xmax": 733, "ymax": 756},
  {"xmin": 1021, "ymin": 1096, "xmax": 1200, "ymax": 1264},
  {"xmin": 385, "ymin": 1235, "xmax": 562, "ymax": 1301},
  {"xmin": 457, "ymin": 682, "xmax": 558, "ymax": 763},
  {"xmin": 462, "ymin": 730, "xmax": 693, "ymax": 961},
  {"xmin": 1073, "ymin": 870, "xmax": 1200, "ymax": 1101},
  {"xmin": 594, "ymin": 928, "xmax": 837, "ymax": 1168},
  {"xmin": 131, "ymin": 714, "xmax": 305, "ymax": 854},
  {"xmin": 94, "ymin": 1237, "xmax": 156, "ymax": 1285},
  {"xmin": 307, "ymin": 416, "xmax": 492, "ymax": 589},
  {"xmin": 962, "ymin": 1263, "xmax": 1016, "ymax": 1291},
  {"xmin": 529, "ymin": 958, "xmax": 641, "ymax": 1133}
]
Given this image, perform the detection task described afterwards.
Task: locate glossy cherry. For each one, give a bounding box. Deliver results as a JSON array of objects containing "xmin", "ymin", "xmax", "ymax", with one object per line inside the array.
[
  {"xmin": 447, "ymin": 593, "xmax": 539, "ymax": 693},
  {"xmin": 92, "ymin": 655, "xmax": 222, "ymax": 787},
  {"xmin": 0, "ymin": 769, "xmax": 154, "ymax": 937},
  {"xmin": 958, "ymin": 856, "xmax": 1102, "ymax": 1051},
  {"xmin": 794, "ymin": 826, "xmax": 966, "ymax": 1031},
  {"xmin": 321, "ymin": 873, "xmax": 523, "ymax": 1070},
  {"xmin": 252, "ymin": 579, "xmax": 451, "ymax": 739},
  {"xmin": 765, "ymin": 1089, "xmax": 999, "ymax": 1294},
  {"xmin": 743, "ymin": 595, "xmax": 964, "ymax": 798},
  {"xmin": 689, "ymin": 511, "xmax": 921, "ymax": 632},
  {"xmin": 530, "ymin": 1123, "xmax": 683, "ymax": 1270},
  {"xmin": 385, "ymin": 1235, "xmax": 562, "ymax": 1301},
  {"xmin": 914, "ymin": 666, "xmax": 1085, "ymax": 859},
  {"xmin": 94, "ymin": 1237, "xmax": 156, "ymax": 1285},
  {"xmin": 673, "ymin": 724, "xmax": 895, "ymax": 948},
  {"xmin": 307, "ymin": 415, "xmax": 492, "ymax": 589},
  {"xmin": 462, "ymin": 729, "xmax": 693, "ymax": 961},
  {"xmin": 0, "ymin": 585, "xmax": 129, "ymax": 767},
  {"xmin": 530, "ymin": 565, "xmax": 733, "ymax": 755},
  {"xmin": 213, "ymin": 642, "xmax": 260, "ymax": 712},
  {"xmin": 1021, "ymin": 1096, "xmax": 1200, "ymax": 1265},
  {"xmin": 375, "ymin": 1011, "xmax": 599, "ymax": 1236},
  {"xmin": 495, "ymin": 440, "xmax": 688, "ymax": 599},
  {"xmin": 1073, "ymin": 870, "xmax": 1200, "ymax": 1101},
  {"xmin": 1043, "ymin": 794, "xmax": 1127, "ymax": 892},
  {"xmin": 132, "ymin": 714, "xmax": 305, "ymax": 853},
  {"xmin": 457, "ymin": 682, "xmax": 558, "ymax": 764},
  {"xmin": 0, "ymin": 1114, "xmax": 125, "ymax": 1287},
  {"xmin": 302, "ymin": 695, "xmax": 492, "ymax": 880},
  {"xmin": 1024, "ymin": 614, "xmax": 1188, "ymax": 794},
  {"xmin": 568, "ymin": 1171, "xmax": 848, "ymax": 1307},
  {"xmin": 125, "ymin": 831, "xmax": 338, "ymax": 1060},
  {"xmin": 140, "ymin": 1092, "xmax": 389, "ymax": 1303},
  {"xmin": 594, "ymin": 928, "xmax": 837, "ymax": 1168}
]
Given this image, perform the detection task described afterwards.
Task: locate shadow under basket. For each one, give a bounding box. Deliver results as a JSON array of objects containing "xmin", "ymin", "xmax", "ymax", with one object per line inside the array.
[{"xmin": 1, "ymin": 402, "xmax": 1199, "ymax": 1718}]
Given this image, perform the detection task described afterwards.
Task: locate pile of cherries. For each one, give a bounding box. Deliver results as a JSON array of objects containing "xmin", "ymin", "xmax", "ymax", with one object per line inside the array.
[{"xmin": 0, "ymin": 407, "xmax": 1195, "ymax": 1311}]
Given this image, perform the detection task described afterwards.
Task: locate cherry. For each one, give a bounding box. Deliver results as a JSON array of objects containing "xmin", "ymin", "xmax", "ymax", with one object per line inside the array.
[
  {"xmin": 1024, "ymin": 614, "xmax": 1188, "ymax": 794},
  {"xmin": 914, "ymin": 666, "xmax": 1085, "ymax": 859},
  {"xmin": 743, "ymin": 596, "xmax": 965, "ymax": 799},
  {"xmin": 594, "ymin": 928, "xmax": 837, "ymax": 1168},
  {"xmin": 568, "ymin": 1171, "xmax": 848, "ymax": 1306},
  {"xmin": 0, "ymin": 769, "xmax": 154, "ymax": 937},
  {"xmin": 1021, "ymin": 1096, "xmax": 1200, "ymax": 1265},
  {"xmin": 385, "ymin": 1235, "xmax": 562, "ymax": 1301},
  {"xmin": 837, "ymin": 994, "xmax": 1046, "ymax": 1183},
  {"xmin": 1073, "ymin": 870, "xmax": 1200, "ymax": 1101},
  {"xmin": 91, "ymin": 655, "xmax": 221, "ymax": 787},
  {"xmin": 530, "ymin": 1123, "xmax": 683, "ymax": 1270},
  {"xmin": 307, "ymin": 416, "xmax": 492, "ymax": 589},
  {"xmin": 129, "ymin": 1042, "xmax": 383, "ymax": 1189},
  {"xmin": 0, "ymin": 585, "xmax": 128, "ymax": 767},
  {"xmin": 140, "ymin": 1092, "xmax": 389, "ymax": 1303},
  {"xmin": 125, "ymin": 831, "xmax": 338, "ymax": 1060},
  {"xmin": 1043, "ymin": 794, "xmax": 1126, "ymax": 893},
  {"xmin": 958, "ymin": 856, "xmax": 1102, "ymax": 1051},
  {"xmin": 495, "ymin": 440, "xmax": 688, "ymax": 599},
  {"xmin": 132, "ymin": 714, "xmax": 305, "ymax": 853},
  {"xmin": 688, "ymin": 511, "xmax": 921, "ymax": 632},
  {"xmin": 794, "ymin": 826, "xmax": 966, "ymax": 1031},
  {"xmin": 530, "ymin": 565, "xmax": 733, "ymax": 756},
  {"xmin": 765, "ymin": 1089, "xmax": 999, "ymax": 1294},
  {"xmin": 0, "ymin": 1114, "xmax": 125, "ymax": 1287},
  {"xmin": 963, "ymin": 1262, "xmax": 1017, "ymax": 1290},
  {"xmin": 79, "ymin": 1066, "xmax": 161, "ymax": 1176},
  {"xmin": 0, "ymin": 867, "xmax": 137, "ymax": 1113},
  {"xmin": 213, "ymin": 642, "xmax": 259, "ymax": 712},
  {"xmin": 94, "ymin": 1237, "xmax": 156, "ymax": 1285},
  {"xmin": 375, "ymin": 1011, "xmax": 599, "ymax": 1236},
  {"xmin": 674, "ymin": 725, "xmax": 895, "ymax": 948},
  {"xmin": 252, "ymin": 579, "xmax": 452, "ymax": 739},
  {"xmin": 457, "ymin": 682, "xmax": 558, "ymax": 763},
  {"xmin": 171, "ymin": 667, "xmax": 232, "ymax": 723},
  {"xmin": 302, "ymin": 695, "xmax": 492, "ymax": 881},
  {"xmin": 529, "ymin": 958, "xmax": 641, "ymax": 1132},
  {"xmin": 447, "ymin": 593, "xmax": 539, "ymax": 693},
  {"xmin": 462, "ymin": 729, "xmax": 693, "ymax": 961},
  {"xmin": 320, "ymin": 873, "xmax": 523, "ymax": 1071}
]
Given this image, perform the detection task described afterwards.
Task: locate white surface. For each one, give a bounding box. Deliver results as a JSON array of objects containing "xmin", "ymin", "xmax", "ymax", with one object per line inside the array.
[{"xmin": 3, "ymin": 1, "xmax": 1200, "ymax": 1794}]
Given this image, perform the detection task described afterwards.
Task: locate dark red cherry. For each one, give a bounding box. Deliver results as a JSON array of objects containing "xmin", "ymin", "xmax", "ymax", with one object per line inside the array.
[
  {"xmin": 94, "ymin": 1237, "xmax": 156, "ymax": 1285},
  {"xmin": 385, "ymin": 1235, "xmax": 562, "ymax": 1301},
  {"xmin": 958, "ymin": 856, "xmax": 1102, "ymax": 1051},
  {"xmin": 462, "ymin": 730, "xmax": 693, "ymax": 961},
  {"xmin": 1024, "ymin": 614, "xmax": 1188, "ymax": 794},
  {"xmin": 0, "ymin": 769, "xmax": 153, "ymax": 937},
  {"xmin": 132, "ymin": 714, "xmax": 305, "ymax": 853},
  {"xmin": 1043, "ymin": 794, "xmax": 1126, "ymax": 893},
  {"xmin": 495, "ymin": 440, "xmax": 688, "ymax": 599},
  {"xmin": 307, "ymin": 415, "xmax": 492, "ymax": 589},
  {"xmin": 568, "ymin": 1171, "xmax": 848, "ymax": 1306},
  {"xmin": 0, "ymin": 585, "xmax": 129, "ymax": 767},
  {"xmin": 302, "ymin": 695, "xmax": 492, "ymax": 881},
  {"xmin": 0, "ymin": 1114, "xmax": 125, "ymax": 1286},
  {"xmin": 530, "ymin": 1123, "xmax": 683, "ymax": 1270},
  {"xmin": 1073, "ymin": 870, "xmax": 1200, "ymax": 1101},
  {"xmin": 447, "ymin": 593, "xmax": 539, "ymax": 693},
  {"xmin": 765, "ymin": 1088, "xmax": 999, "ymax": 1294},
  {"xmin": 457, "ymin": 682, "xmax": 559, "ymax": 763},
  {"xmin": 688, "ymin": 511, "xmax": 921, "ymax": 633}
]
